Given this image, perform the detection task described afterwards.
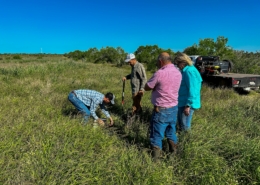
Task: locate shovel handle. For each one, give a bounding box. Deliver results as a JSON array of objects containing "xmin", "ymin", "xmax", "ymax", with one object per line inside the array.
[{"xmin": 122, "ymin": 80, "xmax": 125, "ymax": 105}]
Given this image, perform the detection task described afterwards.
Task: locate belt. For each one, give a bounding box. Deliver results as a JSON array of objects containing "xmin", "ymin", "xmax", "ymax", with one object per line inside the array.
[{"xmin": 154, "ymin": 105, "xmax": 174, "ymax": 112}]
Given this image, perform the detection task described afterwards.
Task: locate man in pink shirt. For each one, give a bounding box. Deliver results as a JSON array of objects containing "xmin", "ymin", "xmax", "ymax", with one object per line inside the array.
[{"xmin": 145, "ymin": 52, "xmax": 182, "ymax": 161}]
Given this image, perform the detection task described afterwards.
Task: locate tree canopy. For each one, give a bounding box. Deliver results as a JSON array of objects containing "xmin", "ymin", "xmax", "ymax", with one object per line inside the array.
[
  {"xmin": 135, "ymin": 45, "xmax": 175, "ymax": 71},
  {"xmin": 183, "ymin": 36, "xmax": 234, "ymax": 60},
  {"xmin": 64, "ymin": 36, "xmax": 260, "ymax": 74}
]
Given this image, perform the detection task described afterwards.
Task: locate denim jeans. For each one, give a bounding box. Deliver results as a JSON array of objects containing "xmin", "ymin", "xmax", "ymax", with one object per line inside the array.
[
  {"xmin": 177, "ymin": 106, "xmax": 195, "ymax": 131},
  {"xmin": 68, "ymin": 92, "xmax": 90, "ymax": 123},
  {"xmin": 150, "ymin": 106, "xmax": 178, "ymax": 149}
]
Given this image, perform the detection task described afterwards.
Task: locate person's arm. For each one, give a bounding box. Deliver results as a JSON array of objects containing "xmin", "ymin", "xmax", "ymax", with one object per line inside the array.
[
  {"xmin": 144, "ymin": 72, "xmax": 158, "ymax": 91},
  {"xmin": 108, "ymin": 117, "xmax": 114, "ymax": 126},
  {"xmin": 99, "ymin": 104, "xmax": 113, "ymax": 126},
  {"xmin": 99, "ymin": 104, "xmax": 109, "ymax": 116},
  {"xmin": 125, "ymin": 74, "xmax": 131, "ymax": 80},
  {"xmin": 138, "ymin": 64, "xmax": 147, "ymax": 92},
  {"xmin": 183, "ymin": 69, "xmax": 197, "ymax": 107},
  {"xmin": 182, "ymin": 71, "xmax": 192, "ymax": 116},
  {"xmin": 89, "ymin": 101, "xmax": 99, "ymax": 120},
  {"xmin": 144, "ymin": 83, "xmax": 153, "ymax": 91}
]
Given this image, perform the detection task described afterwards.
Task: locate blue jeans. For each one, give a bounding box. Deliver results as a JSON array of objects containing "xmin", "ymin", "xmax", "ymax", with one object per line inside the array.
[
  {"xmin": 68, "ymin": 92, "xmax": 90, "ymax": 123},
  {"xmin": 177, "ymin": 106, "xmax": 195, "ymax": 131},
  {"xmin": 150, "ymin": 106, "xmax": 178, "ymax": 149}
]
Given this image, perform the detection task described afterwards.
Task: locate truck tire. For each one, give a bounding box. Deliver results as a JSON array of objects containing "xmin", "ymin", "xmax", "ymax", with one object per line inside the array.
[{"xmin": 219, "ymin": 79, "xmax": 228, "ymax": 88}]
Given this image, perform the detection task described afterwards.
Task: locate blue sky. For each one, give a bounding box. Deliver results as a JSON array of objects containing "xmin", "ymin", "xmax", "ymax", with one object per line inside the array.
[{"xmin": 1, "ymin": 0, "xmax": 260, "ymax": 54}]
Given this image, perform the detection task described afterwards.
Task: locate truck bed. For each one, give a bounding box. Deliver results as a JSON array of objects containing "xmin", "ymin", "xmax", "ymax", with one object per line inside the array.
[
  {"xmin": 212, "ymin": 73, "xmax": 260, "ymax": 78},
  {"xmin": 203, "ymin": 72, "xmax": 260, "ymax": 90}
]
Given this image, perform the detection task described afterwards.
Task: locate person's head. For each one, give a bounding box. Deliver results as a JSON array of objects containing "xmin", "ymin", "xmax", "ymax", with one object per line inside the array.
[
  {"xmin": 157, "ymin": 52, "xmax": 172, "ymax": 69},
  {"xmin": 173, "ymin": 53, "xmax": 193, "ymax": 70},
  {"xmin": 104, "ymin": 92, "xmax": 115, "ymax": 105},
  {"xmin": 125, "ymin": 53, "xmax": 137, "ymax": 66}
]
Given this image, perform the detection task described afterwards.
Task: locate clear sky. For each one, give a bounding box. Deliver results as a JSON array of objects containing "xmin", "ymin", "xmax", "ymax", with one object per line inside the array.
[{"xmin": 1, "ymin": 0, "xmax": 260, "ymax": 54}]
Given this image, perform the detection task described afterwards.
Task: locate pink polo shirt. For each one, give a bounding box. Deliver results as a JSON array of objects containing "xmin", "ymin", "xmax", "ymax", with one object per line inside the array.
[{"xmin": 147, "ymin": 64, "xmax": 182, "ymax": 107}]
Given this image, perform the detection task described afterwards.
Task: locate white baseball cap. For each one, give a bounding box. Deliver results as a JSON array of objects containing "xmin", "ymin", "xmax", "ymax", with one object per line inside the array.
[{"xmin": 125, "ymin": 53, "xmax": 135, "ymax": 62}]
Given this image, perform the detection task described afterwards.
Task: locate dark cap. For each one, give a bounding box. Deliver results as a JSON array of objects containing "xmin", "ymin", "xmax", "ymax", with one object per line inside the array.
[{"xmin": 105, "ymin": 92, "xmax": 115, "ymax": 104}]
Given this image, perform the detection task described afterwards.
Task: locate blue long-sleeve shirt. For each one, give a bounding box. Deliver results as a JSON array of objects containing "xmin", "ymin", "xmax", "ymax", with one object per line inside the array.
[
  {"xmin": 178, "ymin": 65, "xmax": 203, "ymax": 109},
  {"xmin": 74, "ymin": 89, "xmax": 110, "ymax": 120}
]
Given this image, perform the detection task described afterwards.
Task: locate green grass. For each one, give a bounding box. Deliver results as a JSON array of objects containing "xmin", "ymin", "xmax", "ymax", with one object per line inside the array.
[{"xmin": 1, "ymin": 55, "xmax": 260, "ymax": 184}]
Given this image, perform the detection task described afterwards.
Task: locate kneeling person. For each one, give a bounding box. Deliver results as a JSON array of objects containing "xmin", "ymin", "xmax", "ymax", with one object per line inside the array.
[{"xmin": 68, "ymin": 89, "xmax": 115, "ymax": 126}]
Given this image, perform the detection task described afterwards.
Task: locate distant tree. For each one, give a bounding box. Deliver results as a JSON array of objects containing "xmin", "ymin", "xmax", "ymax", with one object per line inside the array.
[
  {"xmin": 65, "ymin": 50, "xmax": 84, "ymax": 60},
  {"xmin": 135, "ymin": 45, "xmax": 174, "ymax": 71},
  {"xmin": 65, "ymin": 47, "xmax": 126, "ymax": 65},
  {"xmin": 135, "ymin": 45, "xmax": 159, "ymax": 64},
  {"xmin": 183, "ymin": 44, "xmax": 200, "ymax": 55},
  {"xmin": 115, "ymin": 47, "xmax": 126, "ymax": 66},
  {"xmin": 84, "ymin": 47, "xmax": 99, "ymax": 62},
  {"xmin": 13, "ymin": 55, "xmax": 22, "ymax": 60},
  {"xmin": 232, "ymin": 50, "xmax": 260, "ymax": 74},
  {"xmin": 214, "ymin": 36, "xmax": 234, "ymax": 59},
  {"xmin": 95, "ymin": 46, "xmax": 126, "ymax": 64},
  {"xmin": 194, "ymin": 38, "xmax": 214, "ymax": 55},
  {"xmin": 183, "ymin": 36, "xmax": 234, "ymax": 60}
]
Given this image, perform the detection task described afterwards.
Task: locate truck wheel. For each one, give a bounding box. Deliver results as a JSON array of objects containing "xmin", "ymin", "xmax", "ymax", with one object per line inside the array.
[
  {"xmin": 234, "ymin": 87, "xmax": 250, "ymax": 95},
  {"xmin": 219, "ymin": 79, "xmax": 228, "ymax": 88}
]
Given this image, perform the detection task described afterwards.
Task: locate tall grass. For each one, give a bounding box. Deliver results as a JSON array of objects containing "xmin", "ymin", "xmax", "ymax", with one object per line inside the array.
[{"xmin": 0, "ymin": 55, "xmax": 260, "ymax": 184}]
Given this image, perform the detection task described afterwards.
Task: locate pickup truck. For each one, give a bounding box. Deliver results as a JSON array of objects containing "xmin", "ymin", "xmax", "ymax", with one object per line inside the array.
[
  {"xmin": 191, "ymin": 55, "xmax": 260, "ymax": 92},
  {"xmin": 189, "ymin": 55, "xmax": 200, "ymax": 65}
]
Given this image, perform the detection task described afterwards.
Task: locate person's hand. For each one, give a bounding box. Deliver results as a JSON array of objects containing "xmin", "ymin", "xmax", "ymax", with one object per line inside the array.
[
  {"xmin": 109, "ymin": 117, "xmax": 114, "ymax": 126},
  {"xmin": 183, "ymin": 107, "xmax": 190, "ymax": 116},
  {"xmin": 97, "ymin": 119, "xmax": 105, "ymax": 126},
  {"xmin": 122, "ymin": 77, "xmax": 126, "ymax": 81},
  {"xmin": 138, "ymin": 90, "xmax": 144, "ymax": 96}
]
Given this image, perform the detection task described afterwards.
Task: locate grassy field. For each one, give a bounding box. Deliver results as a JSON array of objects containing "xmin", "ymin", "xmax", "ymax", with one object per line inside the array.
[{"xmin": 0, "ymin": 54, "xmax": 260, "ymax": 184}]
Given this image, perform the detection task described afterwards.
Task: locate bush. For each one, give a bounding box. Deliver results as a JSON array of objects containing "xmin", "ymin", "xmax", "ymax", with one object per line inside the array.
[{"xmin": 13, "ymin": 55, "xmax": 22, "ymax": 60}]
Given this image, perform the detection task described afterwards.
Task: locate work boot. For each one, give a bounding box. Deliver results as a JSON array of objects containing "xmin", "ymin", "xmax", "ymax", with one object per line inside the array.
[
  {"xmin": 167, "ymin": 139, "xmax": 178, "ymax": 155},
  {"xmin": 136, "ymin": 107, "xmax": 143, "ymax": 115},
  {"xmin": 151, "ymin": 146, "xmax": 161, "ymax": 162}
]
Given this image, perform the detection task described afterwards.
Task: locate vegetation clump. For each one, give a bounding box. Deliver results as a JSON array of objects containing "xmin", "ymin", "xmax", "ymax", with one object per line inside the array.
[{"xmin": 12, "ymin": 55, "xmax": 22, "ymax": 60}]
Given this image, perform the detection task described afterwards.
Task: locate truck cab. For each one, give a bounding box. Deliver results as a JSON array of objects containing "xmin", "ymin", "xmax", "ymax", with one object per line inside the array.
[
  {"xmin": 189, "ymin": 55, "xmax": 200, "ymax": 65},
  {"xmin": 195, "ymin": 56, "xmax": 230, "ymax": 75}
]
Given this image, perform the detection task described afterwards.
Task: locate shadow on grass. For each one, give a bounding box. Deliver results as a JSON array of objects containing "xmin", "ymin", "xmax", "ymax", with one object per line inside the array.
[
  {"xmin": 61, "ymin": 99, "xmax": 166, "ymax": 154},
  {"xmin": 61, "ymin": 99, "xmax": 82, "ymax": 118},
  {"xmin": 61, "ymin": 99, "xmax": 191, "ymax": 160},
  {"xmin": 106, "ymin": 104, "xmax": 153, "ymax": 151},
  {"xmin": 204, "ymin": 82, "xmax": 252, "ymax": 95}
]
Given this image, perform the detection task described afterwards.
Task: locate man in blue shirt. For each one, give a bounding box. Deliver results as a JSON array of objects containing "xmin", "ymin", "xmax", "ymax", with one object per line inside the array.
[{"xmin": 68, "ymin": 89, "xmax": 115, "ymax": 126}]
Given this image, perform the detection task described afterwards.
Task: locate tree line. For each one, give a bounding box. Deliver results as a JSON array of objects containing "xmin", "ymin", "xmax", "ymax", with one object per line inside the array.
[{"xmin": 64, "ymin": 36, "xmax": 260, "ymax": 74}]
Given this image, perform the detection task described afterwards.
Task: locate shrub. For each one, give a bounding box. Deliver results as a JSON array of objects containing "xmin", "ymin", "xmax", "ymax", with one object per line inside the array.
[{"xmin": 13, "ymin": 55, "xmax": 22, "ymax": 60}]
